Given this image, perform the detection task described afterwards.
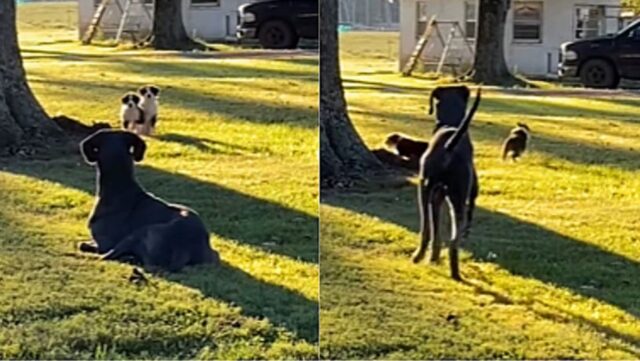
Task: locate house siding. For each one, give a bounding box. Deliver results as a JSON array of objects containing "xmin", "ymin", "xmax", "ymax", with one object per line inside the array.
[
  {"xmin": 78, "ymin": 0, "xmax": 255, "ymax": 42},
  {"xmin": 399, "ymin": 0, "xmax": 621, "ymax": 76}
]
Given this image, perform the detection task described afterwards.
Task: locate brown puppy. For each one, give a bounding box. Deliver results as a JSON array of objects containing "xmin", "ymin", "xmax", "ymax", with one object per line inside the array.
[
  {"xmin": 502, "ymin": 123, "xmax": 530, "ymax": 161},
  {"xmin": 385, "ymin": 133, "xmax": 429, "ymax": 160}
]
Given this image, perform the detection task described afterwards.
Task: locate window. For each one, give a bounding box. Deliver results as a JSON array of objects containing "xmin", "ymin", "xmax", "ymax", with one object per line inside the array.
[
  {"xmin": 191, "ymin": 0, "xmax": 220, "ymax": 6},
  {"xmin": 513, "ymin": 2, "xmax": 543, "ymax": 42},
  {"xmin": 416, "ymin": 1, "xmax": 429, "ymax": 37},
  {"xmin": 574, "ymin": 5, "xmax": 605, "ymax": 39},
  {"xmin": 464, "ymin": 1, "xmax": 477, "ymax": 39}
]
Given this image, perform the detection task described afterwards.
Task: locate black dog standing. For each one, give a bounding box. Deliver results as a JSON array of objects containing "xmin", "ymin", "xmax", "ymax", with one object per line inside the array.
[
  {"xmin": 78, "ymin": 129, "xmax": 219, "ymax": 272},
  {"xmin": 414, "ymin": 87, "xmax": 481, "ymax": 281}
]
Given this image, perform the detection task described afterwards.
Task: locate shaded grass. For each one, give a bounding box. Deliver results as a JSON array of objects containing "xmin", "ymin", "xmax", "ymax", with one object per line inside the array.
[
  {"xmin": 319, "ymin": 31, "xmax": 640, "ymax": 359},
  {"xmin": 1, "ymin": 2, "xmax": 318, "ymax": 359}
]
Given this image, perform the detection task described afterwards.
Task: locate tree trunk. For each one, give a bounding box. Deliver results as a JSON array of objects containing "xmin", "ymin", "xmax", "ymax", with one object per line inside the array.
[
  {"xmin": 0, "ymin": 1, "xmax": 62, "ymax": 150},
  {"xmin": 470, "ymin": 0, "xmax": 521, "ymax": 85},
  {"xmin": 320, "ymin": 0, "xmax": 385, "ymax": 187},
  {"xmin": 150, "ymin": 0, "xmax": 201, "ymax": 50}
]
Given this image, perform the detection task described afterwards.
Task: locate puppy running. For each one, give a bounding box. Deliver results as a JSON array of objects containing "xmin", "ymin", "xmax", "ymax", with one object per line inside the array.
[
  {"xmin": 502, "ymin": 122, "xmax": 530, "ymax": 161},
  {"xmin": 120, "ymin": 92, "xmax": 144, "ymax": 132},
  {"xmin": 78, "ymin": 129, "xmax": 219, "ymax": 272},
  {"xmin": 384, "ymin": 133, "xmax": 429, "ymax": 161},
  {"xmin": 414, "ymin": 88, "xmax": 481, "ymax": 281},
  {"xmin": 137, "ymin": 85, "xmax": 160, "ymax": 136}
]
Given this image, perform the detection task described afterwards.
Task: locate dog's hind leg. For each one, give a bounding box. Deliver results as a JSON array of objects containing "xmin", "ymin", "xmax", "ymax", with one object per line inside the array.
[
  {"xmin": 463, "ymin": 170, "xmax": 478, "ymax": 240},
  {"xmin": 413, "ymin": 180, "xmax": 435, "ymax": 263},
  {"xmin": 429, "ymin": 187, "xmax": 445, "ymax": 263},
  {"xmin": 101, "ymin": 231, "xmax": 145, "ymax": 262},
  {"xmin": 448, "ymin": 172, "xmax": 473, "ymax": 281}
]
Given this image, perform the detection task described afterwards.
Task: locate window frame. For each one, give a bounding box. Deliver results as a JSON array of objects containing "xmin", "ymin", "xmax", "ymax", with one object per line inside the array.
[
  {"xmin": 512, "ymin": 1, "xmax": 544, "ymax": 44},
  {"xmin": 190, "ymin": 0, "xmax": 221, "ymax": 7},
  {"xmin": 464, "ymin": 0, "xmax": 477, "ymax": 40}
]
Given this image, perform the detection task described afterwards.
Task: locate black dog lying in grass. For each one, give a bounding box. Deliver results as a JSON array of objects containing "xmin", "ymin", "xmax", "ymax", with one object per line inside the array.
[
  {"xmin": 413, "ymin": 88, "xmax": 481, "ymax": 281},
  {"xmin": 78, "ymin": 130, "xmax": 219, "ymax": 272}
]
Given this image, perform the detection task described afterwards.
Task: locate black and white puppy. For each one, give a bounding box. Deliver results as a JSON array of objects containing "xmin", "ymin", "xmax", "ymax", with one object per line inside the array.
[
  {"xmin": 384, "ymin": 133, "xmax": 429, "ymax": 160},
  {"xmin": 120, "ymin": 92, "xmax": 144, "ymax": 132},
  {"xmin": 502, "ymin": 122, "xmax": 530, "ymax": 161},
  {"xmin": 414, "ymin": 88, "xmax": 481, "ymax": 281},
  {"xmin": 78, "ymin": 130, "xmax": 219, "ymax": 272},
  {"xmin": 138, "ymin": 85, "xmax": 160, "ymax": 136}
]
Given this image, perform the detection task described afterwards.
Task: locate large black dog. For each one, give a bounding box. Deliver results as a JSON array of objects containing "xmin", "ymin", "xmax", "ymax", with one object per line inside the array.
[
  {"xmin": 414, "ymin": 88, "xmax": 481, "ymax": 281},
  {"xmin": 79, "ymin": 130, "xmax": 219, "ymax": 272}
]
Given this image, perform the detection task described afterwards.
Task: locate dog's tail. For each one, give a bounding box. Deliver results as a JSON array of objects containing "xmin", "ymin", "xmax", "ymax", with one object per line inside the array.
[{"xmin": 445, "ymin": 87, "xmax": 482, "ymax": 151}]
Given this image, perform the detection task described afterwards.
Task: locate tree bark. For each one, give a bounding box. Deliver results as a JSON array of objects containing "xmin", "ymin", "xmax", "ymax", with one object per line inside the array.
[
  {"xmin": 0, "ymin": 1, "xmax": 62, "ymax": 149},
  {"xmin": 470, "ymin": 0, "xmax": 521, "ymax": 85},
  {"xmin": 150, "ymin": 0, "xmax": 201, "ymax": 50},
  {"xmin": 320, "ymin": 0, "xmax": 385, "ymax": 187}
]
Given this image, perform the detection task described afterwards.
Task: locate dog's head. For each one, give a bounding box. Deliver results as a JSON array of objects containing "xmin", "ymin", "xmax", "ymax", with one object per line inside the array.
[
  {"xmin": 428, "ymin": 85, "xmax": 470, "ymax": 126},
  {"xmin": 384, "ymin": 133, "xmax": 402, "ymax": 148},
  {"xmin": 517, "ymin": 122, "xmax": 530, "ymax": 131},
  {"xmin": 80, "ymin": 130, "xmax": 146, "ymax": 171},
  {"xmin": 138, "ymin": 85, "xmax": 160, "ymax": 102},
  {"xmin": 121, "ymin": 92, "xmax": 141, "ymax": 109}
]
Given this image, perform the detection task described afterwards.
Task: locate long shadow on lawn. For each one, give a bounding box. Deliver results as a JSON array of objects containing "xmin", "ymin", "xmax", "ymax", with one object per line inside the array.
[
  {"xmin": 323, "ymin": 187, "xmax": 640, "ymax": 320},
  {"xmin": 349, "ymin": 107, "xmax": 640, "ymax": 171},
  {"xmin": 5, "ymin": 160, "xmax": 318, "ymax": 263},
  {"xmin": 22, "ymin": 48, "xmax": 317, "ymax": 81},
  {"xmin": 156, "ymin": 133, "xmax": 250, "ymax": 155},
  {"xmin": 30, "ymin": 76, "xmax": 318, "ymax": 129},
  {"xmin": 4, "ymin": 159, "xmax": 318, "ymax": 342}
]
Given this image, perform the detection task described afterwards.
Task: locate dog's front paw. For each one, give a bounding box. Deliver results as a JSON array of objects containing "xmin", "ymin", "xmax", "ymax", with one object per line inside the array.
[
  {"xmin": 412, "ymin": 249, "xmax": 426, "ymax": 264},
  {"xmin": 79, "ymin": 241, "xmax": 99, "ymax": 254}
]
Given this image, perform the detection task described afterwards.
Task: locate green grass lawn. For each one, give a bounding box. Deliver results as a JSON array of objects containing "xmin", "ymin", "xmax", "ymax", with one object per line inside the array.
[
  {"xmin": 0, "ymin": 2, "xmax": 318, "ymax": 359},
  {"xmin": 320, "ymin": 31, "xmax": 640, "ymax": 359}
]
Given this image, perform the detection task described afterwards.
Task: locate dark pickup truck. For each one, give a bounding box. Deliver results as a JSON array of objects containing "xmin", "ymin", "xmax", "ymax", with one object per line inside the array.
[
  {"xmin": 559, "ymin": 19, "xmax": 640, "ymax": 88},
  {"xmin": 237, "ymin": 0, "xmax": 318, "ymax": 49}
]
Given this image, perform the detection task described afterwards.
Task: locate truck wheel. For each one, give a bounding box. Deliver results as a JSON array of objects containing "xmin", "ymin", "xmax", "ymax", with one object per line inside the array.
[
  {"xmin": 258, "ymin": 20, "xmax": 299, "ymax": 49},
  {"xmin": 580, "ymin": 59, "xmax": 619, "ymax": 89}
]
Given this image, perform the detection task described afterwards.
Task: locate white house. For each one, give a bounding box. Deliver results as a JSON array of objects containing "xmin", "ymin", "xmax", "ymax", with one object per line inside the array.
[
  {"xmin": 398, "ymin": 0, "xmax": 625, "ymax": 76},
  {"xmin": 77, "ymin": 0, "xmax": 257, "ymax": 42}
]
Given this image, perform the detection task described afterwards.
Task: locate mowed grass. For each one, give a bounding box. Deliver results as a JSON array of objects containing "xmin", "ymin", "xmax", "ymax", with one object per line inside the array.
[
  {"xmin": 320, "ymin": 31, "xmax": 640, "ymax": 359},
  {"xmin": 0, "ymin": 2, "xmax": 318, "ymax": 359}
]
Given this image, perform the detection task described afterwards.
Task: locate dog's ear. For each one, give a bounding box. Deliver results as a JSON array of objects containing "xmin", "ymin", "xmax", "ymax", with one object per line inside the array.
[
  {"xmin": 132, "ymin": 94, "xmax": 141, "ymax": 104},
  {"xmin": 121, "ymin": 94, "xmax": 130, "ymax": 104},
  {"xmin": 429, "ymin": 88, "xmax": 441, "ymax": 115},
  {"xmin": 80, "ymin": 131, "xmax": 105, "ymax": 164},
  {"xmin": 149, "ymin": 86, "xmax": 160, "ymax": 96},
  {"xmin": 125, "ymin": 132, "xmax": 146, "ymax": 162},
  {"xmin": 138, "ymin": 86, "xmax": 148, "ymax": 96}
]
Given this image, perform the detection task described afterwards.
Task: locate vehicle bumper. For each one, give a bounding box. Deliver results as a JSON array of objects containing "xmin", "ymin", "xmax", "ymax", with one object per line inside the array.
[
  {"xmin": 236, "ymin": 26, "xmax": 257, "ymax": 39},
  {"xmin": 558, "ymin": 64, "xmax": 578, "ymax": 78}
]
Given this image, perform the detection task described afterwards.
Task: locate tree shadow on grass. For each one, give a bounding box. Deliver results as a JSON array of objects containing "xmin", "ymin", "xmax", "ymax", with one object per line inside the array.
[
  {"xmin": 323, "ymin": 187, "xmax": 640, "ymax": 320},
  {"xmin": 2, "ymin": 157, "xmax": 319, "ymax": 342},
  {"xmin": 471, "ymin": 120, "xmax": 640, "ymax": 171},
  {"xmin": 155, "ymin": 132, "xmax": 252, "ymax": 155},
  {"xmin": 4, "ymin": 160, "xmax": 318, "ymax": 263},
  {"xmin": 348, "ymin": 106, "xmax": 640, "ymax": 171},
  {"xmin": 22, "ymin": 48, "xmax": 318, "ymax": 81},
  {"xmin": 29, "ymin": 76, "xmax": 318, "ymax": 129},
  {"xmin": 169, "ymin": 260, "xmax": 318, "ymax": 343}
]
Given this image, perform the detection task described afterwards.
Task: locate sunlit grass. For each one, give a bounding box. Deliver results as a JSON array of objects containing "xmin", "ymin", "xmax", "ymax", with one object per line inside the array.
[
  {"xmin": 0, "ymin": 2, "xmax": 318, "ymax": 359},
  {"xmin": 320, "ymin": 31, "xmax": 640, "ymax": 359}
]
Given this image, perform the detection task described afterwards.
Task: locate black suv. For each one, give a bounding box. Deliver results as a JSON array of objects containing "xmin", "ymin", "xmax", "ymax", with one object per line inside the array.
[
  {"xmin": 237, "ymin": 0, "xmax": 318, "ymax": 49},
  {"xmin": 559, "ymin": 19, "xmax": 640, "ymax": 88}
]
